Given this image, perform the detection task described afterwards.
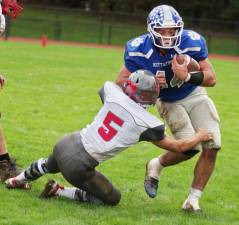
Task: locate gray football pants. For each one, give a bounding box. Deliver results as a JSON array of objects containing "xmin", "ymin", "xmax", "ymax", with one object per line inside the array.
[{"xmin": 45, "ymin": 132, "xmax": 121, "ymax": 206}]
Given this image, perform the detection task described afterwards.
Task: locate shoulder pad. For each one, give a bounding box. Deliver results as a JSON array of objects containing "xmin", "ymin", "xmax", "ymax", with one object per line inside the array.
[
  {"xmin": 126, "ymin": 34, "xmax": 150, "ymax": 53},
  {"xmin": 180, "ymin": 30, "xmax": 206, "ymax": 49},
  {"xmin": 174, "ymin": 30, "xmax": 208, "ymax": 60}
]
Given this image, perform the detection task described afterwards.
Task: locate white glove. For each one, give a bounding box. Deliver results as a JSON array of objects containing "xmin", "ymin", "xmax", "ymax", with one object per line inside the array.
[{"xmin": 0, "ymin": 14, "xmax": 5, "ymax": 35}]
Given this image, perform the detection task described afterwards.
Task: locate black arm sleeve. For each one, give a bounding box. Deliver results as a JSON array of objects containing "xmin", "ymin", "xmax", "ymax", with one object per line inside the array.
[
  {"xmin": 139, "ymin": 125, "xmax": 165, "ymax": 142},
  {"xmin": 188, "ymin": 71, "xmax": 204, "ymax": 86},
  {"xmin": 98, "ymin": 86, "xmax": 105, "ymax": 104}
]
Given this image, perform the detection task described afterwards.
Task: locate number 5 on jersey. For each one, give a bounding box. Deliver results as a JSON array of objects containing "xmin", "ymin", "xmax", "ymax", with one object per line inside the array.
[{"xmin": 98, "ymin": 111, "xmax": 124, "ymax": 142}]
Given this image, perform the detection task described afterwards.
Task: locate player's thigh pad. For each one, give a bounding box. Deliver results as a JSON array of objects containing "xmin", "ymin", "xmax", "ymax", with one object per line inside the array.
[
  {"xmin": 53, "ymin": 132, "xmax": 99, "ymax": 182},
  {"xmin": 53, "ymin": 132, "xmax": 121, "ymax": 205},
  {"xmin": 189, "ymin": 96, "xmax": 221, "ymax": 150}
]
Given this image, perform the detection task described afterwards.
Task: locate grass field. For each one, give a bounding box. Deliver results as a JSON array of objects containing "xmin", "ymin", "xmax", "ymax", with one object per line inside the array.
[{"xmin": 0, "ymin": 41, "xmax": 239, "ymax": 225}]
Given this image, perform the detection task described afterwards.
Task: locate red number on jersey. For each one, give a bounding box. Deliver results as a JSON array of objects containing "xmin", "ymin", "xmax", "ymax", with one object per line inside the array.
[{"xmin": 98, "ymin": 111, "xmax": 124, "ymax": 142}]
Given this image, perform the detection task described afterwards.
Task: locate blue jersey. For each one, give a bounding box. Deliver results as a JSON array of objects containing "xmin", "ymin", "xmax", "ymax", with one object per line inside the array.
[{"xmin": 124, "ymin": 30, "xmax": 208, "ymax": 102}]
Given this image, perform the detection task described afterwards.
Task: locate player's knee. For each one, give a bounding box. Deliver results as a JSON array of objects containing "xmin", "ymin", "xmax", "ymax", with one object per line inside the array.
[
  {"xmin": 53, "ymin": 135, "xmax": 69, "ymax": 155},
  {"xmin": 182, "ymin": 149, "xmax": 200, "ymax": 157},
  {"xmin": 104, "ymin": 188, "xmax": 121, "ymax": 206},
  {"xmin": 45, "ymin": 154, "xmax": 59, "ymax": 173}
]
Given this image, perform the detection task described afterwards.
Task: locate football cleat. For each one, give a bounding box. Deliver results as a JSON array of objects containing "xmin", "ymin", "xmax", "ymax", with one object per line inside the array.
[
  {"xmin": 144, "ymin": 176, "xmax": 158, "ymax": 198},
  {"xmin": 40, "ymin": 179, "xmax": 63, "ymax": 198},
  {"xmin": 182, "ymin": 198, "xmax": 202, "ymax": 213},
  {"xmin": 0, "ymin": 159, "xmax": 22, "ymax": 182},
  {"xmin": 5, "ymin": 177, "xmax": 31, "ymax": 190}
]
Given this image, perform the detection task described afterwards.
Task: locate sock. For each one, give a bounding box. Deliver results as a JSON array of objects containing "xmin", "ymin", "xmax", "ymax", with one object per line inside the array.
[
  {"xmin": 24, "ymin": 158, "xmax": 49, "ymax": 181},
  {"xmin": 56, "ymin": 185, "xmax": 104, "ymax": 205},
  {"xmin": 147, "ymin": 156, "xmax": 164, "ymax": 180},
  {"xmin": 0, "ymin": 153, "xmax": 10, "ymax": 162},
  {"xmin": 187, "ymin": 188, "xmax": 202, "ymax": 209},
  {"xmin": 74, "ymin": 188, "xmax": 103, "ymax": 204},
  {"xmin": 14, "ymin": 171, "xmax": 27, "ymax": 183},
  {"xmin": 188, "ymin": 188, "xmax": 202, "ymax": 200},
  {"xmin": 56, "ymin": 187, "xmax": 77, "ymax": 200}
]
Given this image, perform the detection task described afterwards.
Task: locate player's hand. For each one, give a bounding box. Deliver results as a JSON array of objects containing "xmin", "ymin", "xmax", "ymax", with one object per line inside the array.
[
  {"xmin": 0, "ymin": 75, "xmax": 5, "ymax": 88},
  {"xmin": 196, "ymin": 128, "xmax": 214, "ymax": 142},
  {"xmin": 172, "ymin": 55, "xmax": 188, "ymax": 80},
  {"xmin": 155, "ymin": 73, "xmax": 167, "ymax": 88}
]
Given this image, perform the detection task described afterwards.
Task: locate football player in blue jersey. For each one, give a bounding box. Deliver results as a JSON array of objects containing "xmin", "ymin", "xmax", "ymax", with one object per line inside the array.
[
  {"xmin": 0, "ymin": 0, "xmax": 23, "ymax": 182},
  {"xmin": 116, "ymin": 5, "xmax": 221, "ymax": 213}
]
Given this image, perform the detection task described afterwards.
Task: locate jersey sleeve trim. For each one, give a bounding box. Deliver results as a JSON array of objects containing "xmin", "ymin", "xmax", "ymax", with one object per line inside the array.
[
  {"xmin": 128, "ymin": 48, "xmax": 154, "ymax": 59},
  {"xmin": 98, "ymin": 85, "xmax": 105, "ymax": 104},
  {"xmin": 174, "ymin": 46, "xmax": 201, "ymax": 54},
  {"xmin": 139, "ymin": 125, "xmax": 165, "ymax": 142}
]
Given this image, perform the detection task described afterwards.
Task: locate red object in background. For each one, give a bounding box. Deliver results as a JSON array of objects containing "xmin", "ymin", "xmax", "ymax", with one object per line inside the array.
[
  {"xmin": 1, "ymin": 0, "xmax": 23, "ymax": 19},
  {"xmin": 41, "ymin": 34, "xmax": 47, "ymax": 47}
]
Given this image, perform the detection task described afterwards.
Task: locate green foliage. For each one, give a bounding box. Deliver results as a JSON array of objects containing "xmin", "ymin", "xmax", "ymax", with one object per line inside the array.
[
  {"xmin": 25, "ymin": 0, "xmax": 239, "ymax": 20},
  {"xmin": 0, "ymin": 41, "xmax": 239, "ymax": 224}
]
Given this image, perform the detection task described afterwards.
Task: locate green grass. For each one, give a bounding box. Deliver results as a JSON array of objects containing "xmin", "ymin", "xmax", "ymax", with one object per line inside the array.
[{"xmin": 0, "ymin": 41, "xmax": 239, "ymax": 225}]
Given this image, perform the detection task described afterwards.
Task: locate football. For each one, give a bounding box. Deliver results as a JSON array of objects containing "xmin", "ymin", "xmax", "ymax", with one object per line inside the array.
[{"xmin": 175, "ymin": 54, "xmax": 200, "ymax": 72}]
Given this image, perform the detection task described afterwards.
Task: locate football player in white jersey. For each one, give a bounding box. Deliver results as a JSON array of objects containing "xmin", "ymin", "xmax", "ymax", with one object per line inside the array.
[
  {"xmin": 0, "ymin": 0, "xmax": 24, "ymax": 182},
  {"xmin": 116, "ymin": 5, "xmax": 220, "ymax": 212},
  {"xmin": 5, "ymin": 70, "xmax": 213, "ymax": 207}
]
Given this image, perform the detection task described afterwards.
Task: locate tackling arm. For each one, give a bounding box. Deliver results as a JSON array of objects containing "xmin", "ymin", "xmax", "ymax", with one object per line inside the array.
[
  {"xmin": 116, "ymin": 66, "xmax": 131, "ymax": 86},
  {"xmin": 151, "ymin": 128, "xmax": 213, "ymax": 153}
]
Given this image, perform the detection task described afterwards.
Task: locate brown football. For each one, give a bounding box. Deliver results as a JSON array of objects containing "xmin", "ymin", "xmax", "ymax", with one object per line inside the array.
[{"xmin": 176, "ymin": 54, "xmax": 200, "ymax": 72}]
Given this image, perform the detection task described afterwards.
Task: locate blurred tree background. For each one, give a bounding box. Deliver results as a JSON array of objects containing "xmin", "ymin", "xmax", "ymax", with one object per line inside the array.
[
  {"xmin": 26, "ymin": 0, "xmax": 239, "ymax": 21},
  {"xmin": 5, "ymin": 0, "xmax": 238, "ymax": 55}
]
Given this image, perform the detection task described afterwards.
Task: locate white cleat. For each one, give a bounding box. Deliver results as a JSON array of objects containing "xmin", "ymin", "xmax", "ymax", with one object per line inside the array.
[
  {"xmin": 5, "ymin": 177, "xmax": 31, "ymax": 190},
  {"xmin": 182, "ymin": 198, "xmax": 202, "ymax": 213}
]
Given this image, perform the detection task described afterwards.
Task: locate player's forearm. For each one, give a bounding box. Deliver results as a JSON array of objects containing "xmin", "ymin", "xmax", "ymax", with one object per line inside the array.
[
  {"xmin": 200, "ymin": 70, "xmax": 216, "ymax": 87},
  {"xmin": 175, "ymin": 133, "xmax": 203, "ymax": 152},
  {"xmin": 199, "ymin": 59, "xmax": 216, "ymax": 87},
  {"xmin": 153, "ymin": 135, "xmax": 201, "ymax": 153},
  {"xmin": 116, "ymin": 66, "xmax": 131, "ymax": 85}
]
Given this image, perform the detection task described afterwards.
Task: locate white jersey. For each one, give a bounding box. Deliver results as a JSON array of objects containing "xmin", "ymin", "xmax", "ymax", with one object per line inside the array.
[{"xmin": 80, "ymin": 82, "xmax": 165, "ymax": 162}]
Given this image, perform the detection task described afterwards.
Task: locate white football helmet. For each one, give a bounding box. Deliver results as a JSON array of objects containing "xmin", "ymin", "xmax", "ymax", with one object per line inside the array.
[
  {"xmin": 124, "ymin": 70, "xmax": 159, "ymax": 108},
  {"xmin": 147, "ymin": 5, "xmax": 184, "ymax": 49}
]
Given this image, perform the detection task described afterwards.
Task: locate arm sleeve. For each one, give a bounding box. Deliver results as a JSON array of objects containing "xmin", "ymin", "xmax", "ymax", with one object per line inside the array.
[
  {"xmin": 124, "ymin": 45, "xmax": 139, "ymax": 72},
  {"xmin": 191, "ymin": 36, "xmax": 208, "ymax": 62},
  {"xmin": 98, "ymin": 85, "xmax": 105, "ymax": 104},
  {"xmin": 139, "ymin": 125, "xmax": 165, "ymax": 142}
]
